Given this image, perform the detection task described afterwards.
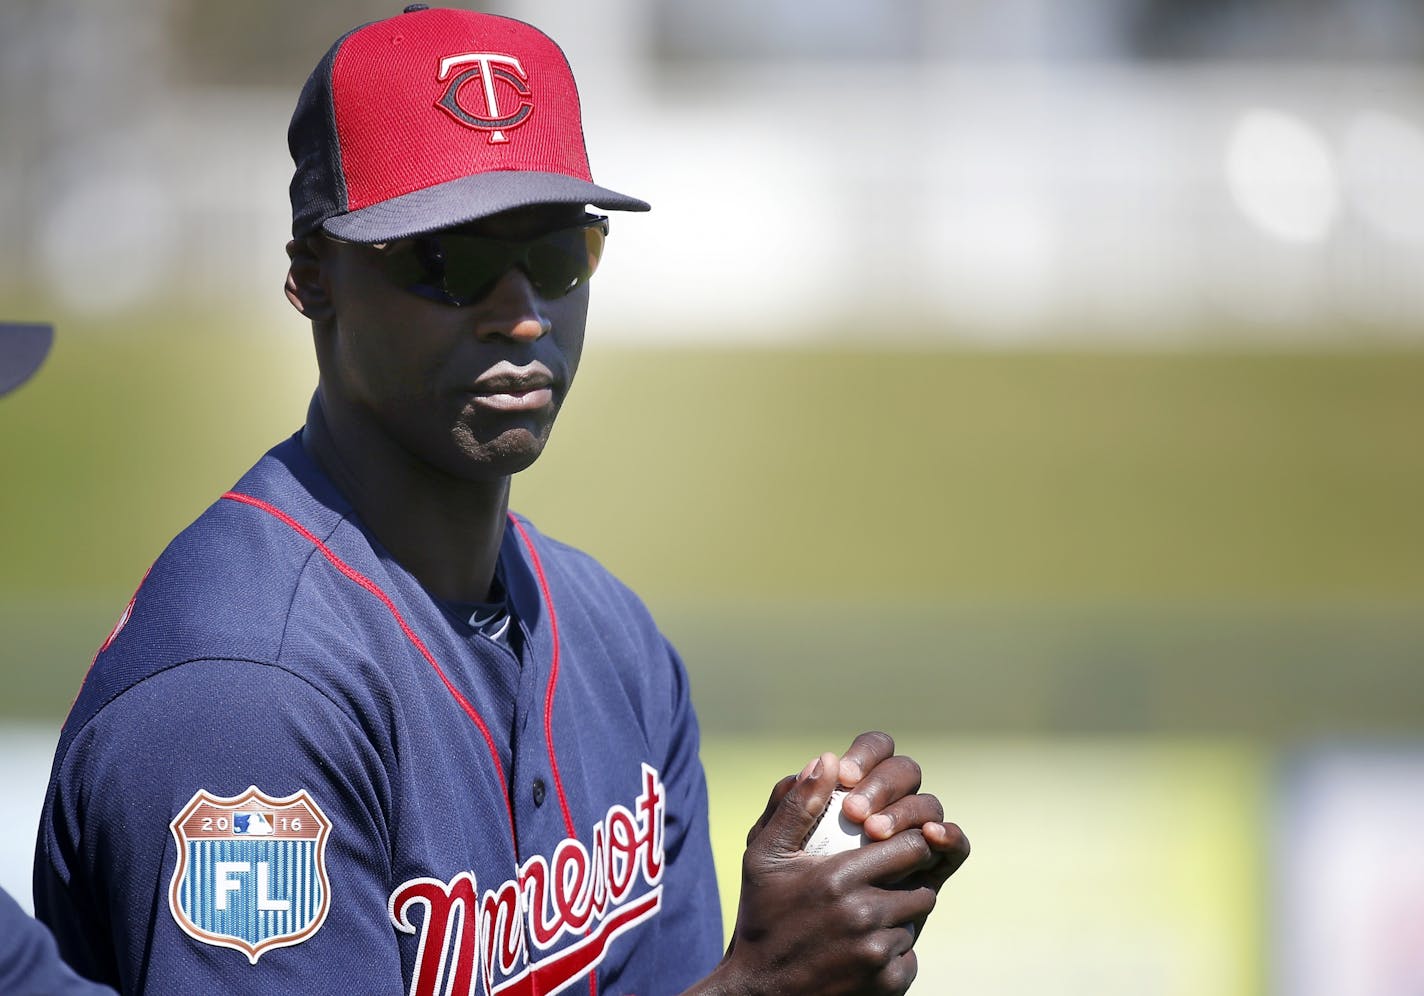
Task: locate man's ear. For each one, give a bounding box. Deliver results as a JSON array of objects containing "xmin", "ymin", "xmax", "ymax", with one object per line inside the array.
[{"xmin": 285, "ymin": 238, "xmax": 334, "ymax": 322}]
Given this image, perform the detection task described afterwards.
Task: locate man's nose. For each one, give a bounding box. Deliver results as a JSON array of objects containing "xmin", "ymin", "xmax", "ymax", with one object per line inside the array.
[{"xmin": 473, "ymin": 268, "xmax": 551, "ymax": 342}]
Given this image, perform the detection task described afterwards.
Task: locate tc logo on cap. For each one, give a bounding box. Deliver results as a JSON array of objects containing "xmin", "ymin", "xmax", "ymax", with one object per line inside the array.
[{"xmin": 436, "ymin": 53, "xmax": 532, "ymax": 143}]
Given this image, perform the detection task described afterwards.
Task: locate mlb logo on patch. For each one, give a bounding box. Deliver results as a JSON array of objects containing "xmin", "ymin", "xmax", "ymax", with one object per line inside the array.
[{"xmin": 168, "ymin": 786, "xmax": 332, "ymax": 963}]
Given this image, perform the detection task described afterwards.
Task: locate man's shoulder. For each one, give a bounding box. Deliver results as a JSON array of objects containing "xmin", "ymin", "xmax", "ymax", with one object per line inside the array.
[
  {"xmin": 504, "ymin": 512, "xmax": 646, "ymax": 606},
  {"xmin": 503, "ymin": 512, "xmax": 673, "ymax": 657},
  {"xmin": 65, "ymin": 437, "xmax": 368, "ymax": 727},
  {"xmin": 117, "ymin": 436, "xmax": 344, "ymax": 646}
]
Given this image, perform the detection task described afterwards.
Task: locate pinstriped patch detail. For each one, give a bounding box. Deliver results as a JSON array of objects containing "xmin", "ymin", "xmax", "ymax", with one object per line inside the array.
[{"xmin": 169, "ymin": 786, "xmax": 333, "ymax": 964}]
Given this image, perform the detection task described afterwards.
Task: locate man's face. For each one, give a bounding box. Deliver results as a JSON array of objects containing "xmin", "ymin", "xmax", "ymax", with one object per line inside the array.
[{"xmin": 313, "ymin": 204, "xmax": 592, "ymax": 481}]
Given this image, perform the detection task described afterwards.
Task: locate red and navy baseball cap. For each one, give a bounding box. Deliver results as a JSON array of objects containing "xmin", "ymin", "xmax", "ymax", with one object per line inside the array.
[
  {"xmin": 289, "ymin": 4, "xmax": 649, "ymax": 243},
  {"xmin": 0, "ymin": 322, "xmax": 53, "ymax": 397}
]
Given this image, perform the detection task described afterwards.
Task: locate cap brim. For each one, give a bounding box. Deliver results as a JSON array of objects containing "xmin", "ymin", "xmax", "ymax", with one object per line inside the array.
[
  {"xmin": 321, "ymin": 171, "xmax": 649, "ymax": 243},
  {"xmin": 0, "ymin": 322, "xmax": 54, "ymax": 397}
]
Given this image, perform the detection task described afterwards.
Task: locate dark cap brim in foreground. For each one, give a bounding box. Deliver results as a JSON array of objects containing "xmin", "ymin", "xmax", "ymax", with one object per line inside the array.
[
  {"xmin": 323, "ymin": 171, "xmax": 649, "ymax": 244},
  {"xmin": 0, "ymin": 322, "xmax": 54, "ymax": 397}
]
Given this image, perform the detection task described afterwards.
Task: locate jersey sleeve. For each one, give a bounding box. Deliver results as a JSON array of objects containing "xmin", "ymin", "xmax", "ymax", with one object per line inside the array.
[
  {"xmin": 35, "ymin": 659, "xmax": 403, "ymax": 995},
  {"xmin": 0, "ymin": 886, "xmax": 115, "ymax": 995},
  {"xmin": 650, "ymin": 636, "xmax": 726, "ymax": 985}
]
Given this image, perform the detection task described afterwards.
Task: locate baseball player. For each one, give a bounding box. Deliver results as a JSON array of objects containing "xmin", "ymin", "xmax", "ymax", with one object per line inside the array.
[
  {"xmin": 34, "ymin": 7, "xmax": 968, "ymax": 995},
  {"xmin": 0, "ymin": 322, "xmax": 114, "ymax": 995}
]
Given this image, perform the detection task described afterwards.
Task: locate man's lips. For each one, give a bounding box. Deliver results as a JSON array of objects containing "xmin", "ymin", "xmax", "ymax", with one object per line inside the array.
[{"xmin": 466, "ymin": 364, "xmax": 555, "ymax": 412}]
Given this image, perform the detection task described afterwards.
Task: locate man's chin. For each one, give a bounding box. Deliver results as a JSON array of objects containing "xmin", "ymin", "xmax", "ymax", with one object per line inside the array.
[{"xmin": 446, "ymin": 425, "xmax": 549, "ymax": 479}]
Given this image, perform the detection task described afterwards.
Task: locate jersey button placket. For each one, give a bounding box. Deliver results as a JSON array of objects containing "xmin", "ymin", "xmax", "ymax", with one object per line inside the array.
[{"xmin": 531, "ymin": 777, "xmax": 547, "ymax": 807}]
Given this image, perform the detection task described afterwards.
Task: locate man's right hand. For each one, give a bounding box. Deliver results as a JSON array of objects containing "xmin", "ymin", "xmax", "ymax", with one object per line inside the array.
[{"xmin": 689, "ymin": 735, "xmax": 970, "ymax": 996}]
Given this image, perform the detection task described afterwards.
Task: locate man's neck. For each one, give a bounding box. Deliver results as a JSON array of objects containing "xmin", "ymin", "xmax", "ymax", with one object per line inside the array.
[{"xmin": 302, "ymin": 394, "xmax": 510, "ymax": 603}]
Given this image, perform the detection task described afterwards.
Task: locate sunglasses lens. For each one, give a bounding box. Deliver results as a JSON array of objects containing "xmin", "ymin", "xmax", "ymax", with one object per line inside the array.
[
  {"xmin": 524, "ymin": 224, "xmax": 606, "ymax": 298},
  {"xmin": 374, "ymin": 240, "xmax": 456, "ymax": 303},
  {"xmin": 376, "ymin": 218, "xmax": 608, "ymax": 307},
  {"xmin": 425, "ymin": 238, "xmax": 518, "ymax": 305}
]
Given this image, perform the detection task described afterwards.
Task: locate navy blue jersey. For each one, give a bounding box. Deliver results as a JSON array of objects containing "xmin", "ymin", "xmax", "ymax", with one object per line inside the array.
[
  {"xmin": 0, "ymin": 887, "xmax": 114, "ymax": 995},
  {"xmin": 35, "ymin": 434, "xmax": 723, "ymax": 995}
]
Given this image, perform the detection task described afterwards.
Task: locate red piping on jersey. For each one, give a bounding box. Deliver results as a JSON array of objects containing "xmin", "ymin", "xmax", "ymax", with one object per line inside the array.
[
  {"xmin": 506, "ymin": 518, "xmax": 578, "ymax": 843},
  {"xmin": 505, "ymin": 513, "xmax": 595, "ymax": 996},
  {"xmin": 71, "ymin": 565, "xmax": 152, "ymax": 715},
  {"xmin": 220, "ymin": 491, "xmax": 517, "ymax": 843},
  {"xmin": 506, "ymin": 514, "xmax": 578, "ymax": 843}
]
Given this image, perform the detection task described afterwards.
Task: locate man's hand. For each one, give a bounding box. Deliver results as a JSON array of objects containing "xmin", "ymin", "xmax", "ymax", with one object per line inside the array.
[{"xmin": 693, "ymin": 732, "xmax": 969, "ymax": 996}]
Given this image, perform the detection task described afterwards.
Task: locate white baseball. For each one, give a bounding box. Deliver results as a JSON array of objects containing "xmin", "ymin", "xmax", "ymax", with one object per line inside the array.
[{"xmin": 801, "ymin": 788, "xmax": 869, "ymax": 856}]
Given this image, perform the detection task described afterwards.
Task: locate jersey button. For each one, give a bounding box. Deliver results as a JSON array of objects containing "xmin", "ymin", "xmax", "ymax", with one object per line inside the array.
[{"xmin": 532, "ymin": 778, "xmax": 547, "ymax": 807}]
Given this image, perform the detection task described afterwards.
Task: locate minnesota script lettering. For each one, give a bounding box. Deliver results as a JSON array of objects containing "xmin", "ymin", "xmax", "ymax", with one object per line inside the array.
[{"xmin": 389, "ymin": 764, "xmax": 667, "ymax": 996}]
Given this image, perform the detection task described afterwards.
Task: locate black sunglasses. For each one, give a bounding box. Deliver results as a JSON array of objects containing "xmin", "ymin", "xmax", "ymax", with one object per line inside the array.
[{"xmin": 333, "ymin": 214, "xmax": 609, "ymax": 307}]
